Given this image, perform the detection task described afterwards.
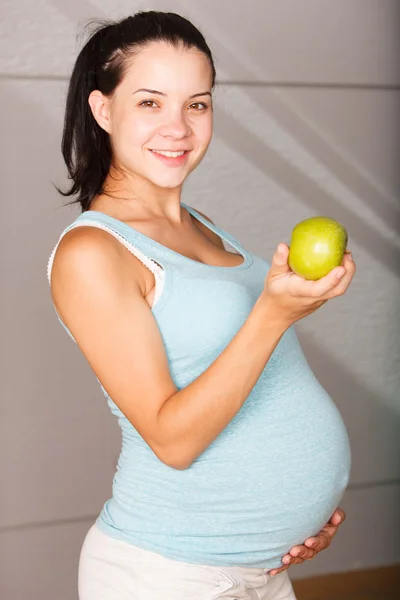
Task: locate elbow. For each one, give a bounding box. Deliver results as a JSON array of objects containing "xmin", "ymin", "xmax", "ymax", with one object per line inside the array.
[
  {"xmin": 162, "ymin": 450, "xmax": 194, "ymax": 471},
  {"xmin": 164, "ymin": 458, "xmax": 192, "ymax": 471},
  {"xmin": 152, "ymin": 442, "xmax": 194, "ymax": 471}
]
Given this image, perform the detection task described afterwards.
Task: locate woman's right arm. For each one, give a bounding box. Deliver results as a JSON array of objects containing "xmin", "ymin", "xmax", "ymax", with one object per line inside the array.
[{"xmin": 51, "ymin": 231, "xmax": 355, "ymax": 470}]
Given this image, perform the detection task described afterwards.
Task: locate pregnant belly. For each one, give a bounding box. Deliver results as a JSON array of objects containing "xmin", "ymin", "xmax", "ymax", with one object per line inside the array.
[
  {"xmin": 110, "ymin": 329, "xmax": 351, "ymax": 567},
  {"xmin": 112, "ymin": 379, "xmax": 351, "ymax": 568},
  {"xmin": 185, "ymin": 358, "xmax": 352, "ymax": 561}
]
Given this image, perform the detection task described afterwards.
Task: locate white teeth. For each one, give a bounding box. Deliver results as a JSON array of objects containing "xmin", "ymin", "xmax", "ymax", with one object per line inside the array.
[{"xmin": 151, "ymin": 150, "xmax": 186, "ymax": 158}]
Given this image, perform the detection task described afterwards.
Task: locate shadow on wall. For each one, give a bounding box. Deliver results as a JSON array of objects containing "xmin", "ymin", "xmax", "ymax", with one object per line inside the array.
[
  {"xmin": 214, "ymin": 105, "xmax": 400, "ymax": 278},
  {"xmin": 165, "ymin": 0, "xmax": 400, "ymax": 229}
]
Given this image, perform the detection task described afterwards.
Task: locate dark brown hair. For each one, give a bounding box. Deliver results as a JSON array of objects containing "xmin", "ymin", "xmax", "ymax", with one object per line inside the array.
[{"xmin": 56, "ymin": 11, "xmax": 216, "ymax": 212}]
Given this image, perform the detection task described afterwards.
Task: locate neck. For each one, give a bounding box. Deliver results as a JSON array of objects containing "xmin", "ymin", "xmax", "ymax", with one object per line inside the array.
[{"xmin": 92, "ymin": 166, "xmax": 185, "ymax": 223}]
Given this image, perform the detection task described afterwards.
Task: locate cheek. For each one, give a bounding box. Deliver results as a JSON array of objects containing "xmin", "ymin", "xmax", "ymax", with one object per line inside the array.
[
  {"xmin": 131, "ymin": 116, "xmax": 157, "ymax": 145},
  {"xmin": 115, "ymin": 113, "xmax": 155, "ymax": 151},
  {"xmin": 197, "ymin": 115, "xmax": 213, "ymax": 144}
]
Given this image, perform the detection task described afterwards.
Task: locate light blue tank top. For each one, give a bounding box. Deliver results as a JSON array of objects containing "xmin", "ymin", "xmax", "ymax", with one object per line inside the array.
[{"xmin": 47, "ymin": 203, "xmax": 351, "ymax": 569}]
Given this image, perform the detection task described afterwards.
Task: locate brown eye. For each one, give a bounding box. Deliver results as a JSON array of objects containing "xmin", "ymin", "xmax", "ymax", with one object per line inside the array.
[
  {"xmin": 139, "ymin": 100, "xmax": 158, "ymax": 108},
  {"xmin": 190, "ymin": 102, "xmax": 208, "ymax": 111}
]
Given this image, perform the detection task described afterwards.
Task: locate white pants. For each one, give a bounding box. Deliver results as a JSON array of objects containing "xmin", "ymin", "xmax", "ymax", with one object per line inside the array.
[{"xmin": 78, "ymin": 523, "xmax": 297, "ymax": 600}]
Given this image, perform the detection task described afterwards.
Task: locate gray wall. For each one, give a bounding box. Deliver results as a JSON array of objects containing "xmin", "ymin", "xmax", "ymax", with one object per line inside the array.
[{"xmin": 1, "ymin": 1, "xmax": 399, "ymax": 599}]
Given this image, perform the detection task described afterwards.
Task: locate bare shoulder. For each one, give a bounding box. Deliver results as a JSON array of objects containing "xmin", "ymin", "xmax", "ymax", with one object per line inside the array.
[
  {"xmin": 52, "ymin": 225, "xmax": 125, "ymax": 271},
  {"xmin": 50, "ymin": 226, "xmax": 146, "ymax": 306}
]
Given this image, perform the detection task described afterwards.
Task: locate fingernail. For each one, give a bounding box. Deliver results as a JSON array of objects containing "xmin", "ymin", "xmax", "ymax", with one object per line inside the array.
[
  {"xmin": 336, "ymin": 267, "xmax": 346, "ymax": 278},
  {"xmin": 347, "ymin": 252, "xmax": 353, "ymax": 261}
]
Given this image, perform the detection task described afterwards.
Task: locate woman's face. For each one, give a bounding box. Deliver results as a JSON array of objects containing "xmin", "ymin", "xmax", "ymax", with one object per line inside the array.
[{"xmin": 96, "ymin": 41, "xmax": 214, "ymax": 191}]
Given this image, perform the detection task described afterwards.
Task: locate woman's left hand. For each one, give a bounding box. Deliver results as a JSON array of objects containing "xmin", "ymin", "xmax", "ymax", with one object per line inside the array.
[{"xmin": 268, "ymin": 507, "xmax": 346, "ymax": 576}]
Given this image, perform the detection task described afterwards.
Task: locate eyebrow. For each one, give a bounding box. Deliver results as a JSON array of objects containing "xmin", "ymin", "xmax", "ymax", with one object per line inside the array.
[{"xmin": 132, "ymin": 88, "xmax": 212, "ymax": 99}]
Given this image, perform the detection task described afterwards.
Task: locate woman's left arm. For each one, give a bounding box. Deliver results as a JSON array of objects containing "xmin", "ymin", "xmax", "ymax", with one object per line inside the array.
[{"xmin": 268, "ymin": 507, "xmax": 346, "ymax": 576}]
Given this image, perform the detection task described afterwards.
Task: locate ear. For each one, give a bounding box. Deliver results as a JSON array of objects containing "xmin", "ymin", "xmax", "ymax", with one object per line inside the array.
[{"xmin": 88, "ymin": 90, "xmax": 112, "ymax": 134}]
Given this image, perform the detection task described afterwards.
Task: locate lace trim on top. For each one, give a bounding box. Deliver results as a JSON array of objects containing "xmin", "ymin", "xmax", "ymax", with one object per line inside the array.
[{"xmin": 46, "ymin": 221, "xmax": 165, "ymax": 308}]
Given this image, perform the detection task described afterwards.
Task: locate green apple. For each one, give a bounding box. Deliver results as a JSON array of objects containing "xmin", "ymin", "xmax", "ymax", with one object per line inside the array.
[{"xmin": 288, "ymin": 216, "xmax": 348, "ymax": 280}]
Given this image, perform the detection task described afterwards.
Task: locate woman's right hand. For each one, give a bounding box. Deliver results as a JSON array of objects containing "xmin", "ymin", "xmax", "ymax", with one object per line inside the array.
[{"xmin": 259, "ymin": 243, "xmax": 356, "ymax": 326}]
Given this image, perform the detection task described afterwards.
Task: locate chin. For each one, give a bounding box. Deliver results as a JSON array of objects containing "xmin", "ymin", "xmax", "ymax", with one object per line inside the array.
[{"xmin": 146, "ymin": 174, "xmax": 188, "ymax": 190}]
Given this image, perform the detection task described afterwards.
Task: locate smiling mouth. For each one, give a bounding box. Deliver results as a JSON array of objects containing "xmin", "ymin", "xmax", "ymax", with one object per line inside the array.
[{"xmin": 149, "ymin": 149, "xmax": 189, "ymax": 157}]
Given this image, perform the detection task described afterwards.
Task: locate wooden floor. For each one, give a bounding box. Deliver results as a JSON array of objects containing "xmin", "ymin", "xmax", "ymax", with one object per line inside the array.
[{"xmin": 292, "ymin": 564, "xmax": 400, "ymax": 600}]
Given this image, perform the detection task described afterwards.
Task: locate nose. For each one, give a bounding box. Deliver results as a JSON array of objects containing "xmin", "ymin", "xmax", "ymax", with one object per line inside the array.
[{"xmin": 158, "ymin": 110, "xmax": 191, "ymax": 140}]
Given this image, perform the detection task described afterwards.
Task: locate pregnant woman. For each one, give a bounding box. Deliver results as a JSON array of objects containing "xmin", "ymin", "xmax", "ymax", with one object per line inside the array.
[{"xmin": 47, "ymin": 11, "xmax": 355, "ymax": 600}]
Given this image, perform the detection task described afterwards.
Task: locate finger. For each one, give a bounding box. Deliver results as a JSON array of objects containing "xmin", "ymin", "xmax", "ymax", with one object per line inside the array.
[
  {"xmin": 296, "ymin": 247, "xmax": 356, "ymax": 298},
  {"xmin": 270, "ymin": 243, "xmax": 291, "ymax": 277},
  {"xmin": 289, "ymin": 545, "xmax": 317, "ymax": 560},
  {"xmin": 305, "ymin": 529, "xmax": 332, "ymax": 553},
  {"xmin": 342, "ymin": 251, "xmax": 355, "ymax": 269},
  {"xmin": 304, "ymin": 508, "xmax": 346, "ymax": 550},
  {"xmin": 269, "ymin": 565, "xmax": 290, "ymax": 577},
  {"xmin": 294, "ymin": 264, "xmax": 347, "ymax": 298},
  {"xmin": 329, "ymin": 507, "xmax": 346, "ymax": 525},
  {"xmin": 321, "ymin": 516, "xmax": 343, "ymax": 539},
  {"xmin": 322, "ymin": 522, "xmax": 341, "ymax": 541},
  {"xmin": 290, "ymin": 555, "xmax": 314, "ymax": 565},
  {"xmin": 324, "ymin": 253, "xmax": 356, "ymax": 299},
  {"xmin": 270, "ymin": 551, "xmax": 316, "ymax": 577}
]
